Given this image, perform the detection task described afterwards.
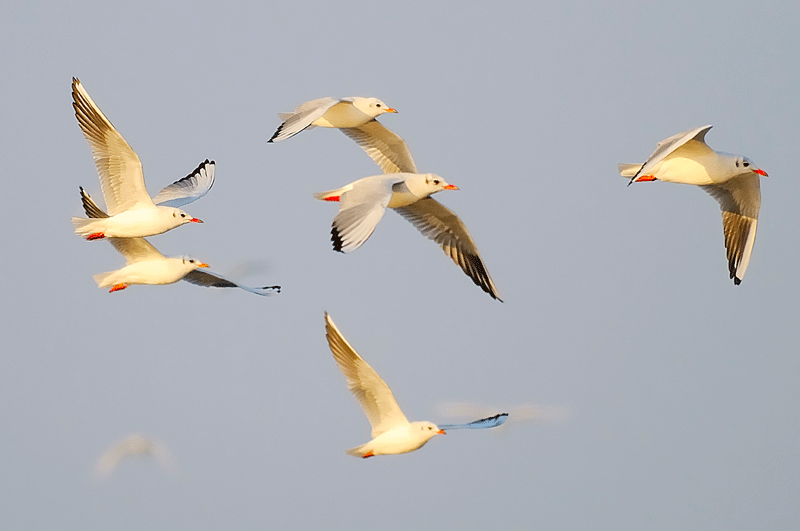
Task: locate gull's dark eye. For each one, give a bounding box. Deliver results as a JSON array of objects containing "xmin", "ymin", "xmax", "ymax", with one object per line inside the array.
[
  {"xmin": 376, "ymin": 103, "xmax": 381, "ymax": 107},
  {"xmin": 743, "ymin": 161, "xmax": 750, "ymax": 167},
  {"xmin": 433, "ymin": 179, "xmax": 440, "ymax": 185},
  {"xmin": 181, "ymin": 213, "xmax": 186, "ymax": 218}
]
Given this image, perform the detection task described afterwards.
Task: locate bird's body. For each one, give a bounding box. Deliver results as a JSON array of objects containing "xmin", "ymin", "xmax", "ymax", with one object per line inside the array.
[
  {"xmin": 620, "ymin": 125, "xmax": 766, "ymax": 284},
  {"xmin": 268, "ymin": 97, "xmax": 397, "ymax": 143},
  {"xmin": 346, "ymin": 422, "xmax": 445, "ymax": 458},
  {"xmin": 71, "ymin": 78, "xmax": 212, "ymax": 240}
]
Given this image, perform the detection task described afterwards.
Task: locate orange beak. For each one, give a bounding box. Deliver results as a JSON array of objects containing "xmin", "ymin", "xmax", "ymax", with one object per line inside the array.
[
  {"xmin": 438, "ymin": 429, "xmax": 446, "ymax": 435},
  {"xmin": 444, "ymin": 184, "xmax": 459, "ymax": 190},
  {"xmin": 190, "ymin": 218, "xmax": 203, "ymax": 223},
  {"xmin": 753, "ymin": 168, "xmax": 768, "ymax": 177},
  {"xmin": 386, "ymin": 108, "xmax": 398, "ymax": 113},
  {"xmin": 198, "ymin": 262, "xmax": 210, "ymax": 268}
]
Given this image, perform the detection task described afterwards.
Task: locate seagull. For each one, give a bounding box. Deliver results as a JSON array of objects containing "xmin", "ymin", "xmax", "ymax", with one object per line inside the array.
[
  {"xmin": 619, "ymin": 125, "xmax": 767, "ymax": 285},
  {"xmin": 94, "ymin": 434, "xmax": 176, "ymax": 479},
  {"xmin": 315, "ymin": 173, "xmax": 502, "ymax": 301},
  {"xmin": 71, "ymin": 78, "xmax": 212, "ymax": 241},
  {"xmin": 268, "ymin": 97, "xmax": 397, "ymax": 144},
  {"xmin": 324, "ymin": 312, "xmax": 507, "ymax": 458},
  {"xmin": 79, "ymin": 188, "xmax": 281, "ymax": 295}
]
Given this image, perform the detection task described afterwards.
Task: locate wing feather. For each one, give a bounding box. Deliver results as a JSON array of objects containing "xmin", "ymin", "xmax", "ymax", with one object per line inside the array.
[
  {"xmin": 324, "ymin": 313, "xmax": 409, "ymax": 438},
  {"xmin": 268, "ymin": 97, "xmax": 341, "ymax": 142},
  {"xmin": 152, "ymin": 160, "xmax": 215, "ymax": 207},
  {"xmin": 393, "ymin": 198, "xmax": 502, "ymax": 300},
  {"xmin": 72, "ymin": 78, "xmax": 152, "ymax": 214},
  {"xmin": 340, "ymin": 121, "xmax": 418, "ymax": 174}
]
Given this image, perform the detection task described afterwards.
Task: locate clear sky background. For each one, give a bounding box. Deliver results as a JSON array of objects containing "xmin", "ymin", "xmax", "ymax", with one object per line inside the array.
[{"xmin": 2, "ymin": 1, "xmax": 799, "ymax": 529}]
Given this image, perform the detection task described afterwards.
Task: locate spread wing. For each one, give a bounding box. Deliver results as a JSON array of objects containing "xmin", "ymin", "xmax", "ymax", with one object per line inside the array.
[
  {"xmin": 268, "ymin": 97, "xmax": 341, "ymax": 142},
  {"xmin": 339, "ymin": 120, "xmax": 418, "ymax": 174},
  {"xmin": 72, "ymin": 78, "xmax": 153, "ymax": 215},
  {"xmin": 394, "ymin": 198, "xmax": 502, "ymax": 301},
  {"xmin": 328, "ymin": 176, "xmax": 402, "ymax": 253},
  {"xmin": 182, "ymin": 269, "xmax": 281, "ymax": 295},
  {"xmin": 152, "ymin": 160, "xmax": 215, "ymax": 207},
  {"xmin": 438, "ymin": 413, "xmax": 509, "ymax": 430},
  {"xmin": 324, "ymin": 313, "xmax": 409, "ymax": 438},
  {"xmin": 700, "ymin": 173, "xmax": 761, "ymax": 285},
  {"xmin": 632, "ymin": 125, "xmax": 713, "ymax": 181}
]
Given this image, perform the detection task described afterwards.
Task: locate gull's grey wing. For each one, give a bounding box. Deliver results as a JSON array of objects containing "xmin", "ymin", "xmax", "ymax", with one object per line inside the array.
[
  {"xmin": 268, "ymin": 97, "xmax": 341, "ymax": 142},
  {"xmin": 72, "ymin": 78, "xmax": 153, "ymax": 215},
  {"xmin": 330, "ymin": 176, "xmax": 403, "ymax": 253},
  {"xmin": 700, "ymin": 173, "xmax": 761, "ymax": 285},
  {"xmin": 439, "ymin": 413, "xmax": 509, "ymax": 430},
  {"xmin": 182, "ymin": 269, "xmax": 281, "ymax": 295},
  {"xmin": 152, "ymin": 160, "xmax": 215, "ymax": 207},
  {"xmin": 324, "ymin": 313, "xmax": 409, "ymax": 438},
  {"xmin": 632, "ymin": 125, "xmax": 713, "ymax": 181},
  {"xmin": 78, "ymin": 187, "xmax": 163, "ymax": 263},
  {"xmin": 339, "ymin": 120, "xmax": 418, "ymax": 174},
  {"xmin": 394, "ymin": 198, "xmax": 502, "ymax": 301}
]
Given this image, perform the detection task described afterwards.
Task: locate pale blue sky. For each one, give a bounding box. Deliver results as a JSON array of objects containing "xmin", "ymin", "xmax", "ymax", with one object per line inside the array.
[{"xmin": 2, "ymin": 1, "xmax": 799, "ymax": 529}]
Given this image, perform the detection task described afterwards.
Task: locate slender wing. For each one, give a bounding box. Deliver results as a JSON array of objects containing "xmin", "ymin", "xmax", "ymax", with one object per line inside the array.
[
  {"xmin": 700, "ymin": 173, "xmax": 761, "ymax": 285},
  {"xmin": 324, "ymin": 313, "xmax": 409, "ymax": 438},
  {"xmin": 394, "ymin": 198, "xmax": 502, "ymax": 301},
  {"xmin": 94, "ymin": 434, "xmax": 175, "ymax": 479},
  {"xmin": 632, "ymin": 125, "xmax": 713, "ymax": 181},
  {"xmin": 330, "ymin": 176, "xmax": 400, "ymax": 252},
  {"xmin": 78, "ymin": 187, "xmax": 163, "ymax": 264},
  {"xmin": 182, "ymin": 269, "xmax": 281, "ymax": 295},
  {"xmin": 152, "ymin": 160, "xmax": 215, "ymax": 207},
  {"xmin": 268, "ymin": 97, "xmax": 341, "ymax": 142},
  {"xmin": 339, "ymin": 120, "xmax": 418, "ymax": 174},
  {"xmin": 439, "ymin": 413, "xmax": 509, "ymax": 430},
  {"xmin": 72, "ymin": 78, "xmax": 153, "ymax": 215}
]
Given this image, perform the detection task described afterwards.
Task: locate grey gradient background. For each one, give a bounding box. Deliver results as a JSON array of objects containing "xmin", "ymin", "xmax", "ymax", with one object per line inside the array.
[{"xmin": 2, "ymin": 1, "xmax": 799, "ymax": 529}]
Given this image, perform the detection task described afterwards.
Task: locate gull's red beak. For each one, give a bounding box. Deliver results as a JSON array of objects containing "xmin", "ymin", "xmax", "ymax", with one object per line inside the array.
[
  {"xmin": 438, "ymin": 429, "xmax": 446, "ymax": 435},
  {"xmin": 190, "ymin": 218, "xmax": 203, "ymax": 223},
  {"xmin": 198, "ymin": 262, "xmax": 210, "ymax": 268},
  {"xmin": 753, "ymin": 168, "xmax": 768, "ymax": 177},
  {"xmin": 386, "ymin": 108, "xmax": 398, "ymax": 113},
  {"xmin": 444, "ymin": 184, "xmax": 459, "ymax": 190}
]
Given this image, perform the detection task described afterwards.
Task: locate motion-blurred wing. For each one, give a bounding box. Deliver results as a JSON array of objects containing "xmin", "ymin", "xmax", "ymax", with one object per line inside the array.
[
  {"xmin": 439, "ymin": 413, "xmax": 509, "ymax": 430},
  {"xmin": 182, "ymin": 269, "xmax": 281, "ymax": 295}
]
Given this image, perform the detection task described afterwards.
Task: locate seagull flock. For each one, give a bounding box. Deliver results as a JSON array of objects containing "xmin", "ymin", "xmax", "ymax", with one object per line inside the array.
[{"xmin": 75, "ymin": 79, "xmax": 766, "ymax": 468}]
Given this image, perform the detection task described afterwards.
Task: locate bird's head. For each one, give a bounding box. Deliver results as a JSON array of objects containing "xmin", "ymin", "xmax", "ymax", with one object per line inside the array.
[
  {"xmin": 171, "ymin": 208, "xmax": 203, "ymax": 225},
  {"xmin": 418, "ymin": 421, "xmax": 446, "ymax": 439},
  {"xmin": 181, "ymin": 257, "xmax": 209, "ymax": 270},
  {"xmin": 353, "ymin": 97, "xmax": 397, "ymax": 117},
  {"xmin": 732, "ymin": 155, "xmax": 768, "ymax": 177}
]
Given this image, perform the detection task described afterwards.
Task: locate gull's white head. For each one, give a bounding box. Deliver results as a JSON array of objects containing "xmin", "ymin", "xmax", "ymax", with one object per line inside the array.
[
  {"xmin": 721, "ymin": 154, "xmax": 768, "ymax": 179},
  {"xmin": 416, "ymin": 421, "xmax": 446, "ymax": 440},
  {"xmin": 352, "ymin": 97, "xmax": 397, "ymax": 118},
  {"xmin": 180, "ymin": 257, "xmax": 209, "ymax": 271},
  {"xmin": 736, "ymin": 156, "xmax": 768, "ymax": 177},
  {"xmin": 170, "ymin": 207, "xmax": 203, "ymax": 225},
  {"xmin": 407, "ymin": 173, "xmax": 459, "ymax": 198}
]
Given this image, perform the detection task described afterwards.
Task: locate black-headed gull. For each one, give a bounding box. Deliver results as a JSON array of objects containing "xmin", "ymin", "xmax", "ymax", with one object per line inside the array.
[
  {"xmin": 316, "ymin": 173, "xmax": 502, "ymax": 301},
  {"xmin": 94, "ymin": 434, "xmax": 175, "ymax": 479},
  {"xmin": 324, "ymin": 313, "xmax": 507, "ymax": 458},
  {"xmin": 619, "ymin": 125, "xmax": 767, "ymax": 285},
  {"xmin": 268, "ymin": 97, "xmax": 397, "ymax": 143},
  {"xmin": 79, "ymin": 189, "xmax": 281, "ymax": 295},
  {"xmin": 71, "ymin": 78, "xmax": 213, "ymax": 240}
]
